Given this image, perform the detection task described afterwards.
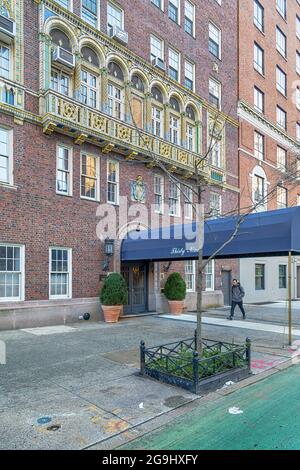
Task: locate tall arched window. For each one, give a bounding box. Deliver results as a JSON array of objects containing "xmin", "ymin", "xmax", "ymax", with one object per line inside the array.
[
  {"xmin": 130, "ymin": 74, "xmax": 145, "ymax": 128},
  {"xmin": 50, "ymin": 29, "xmax": 73, "ymax": 97},
  {"xmin": 80, "ymin": 46, "xmax": 100, "ymax": 109},
  {"xmin": 186, "ymin": 105, "xmax": 196, "ymax": 152},
  {"xmin": 169, "ymin": 96, "xmax": 181, "ymax": 145},
  {"xmin": 151, "ymin": 85, "xmax": 164, "ymax": 138},
  {"xmin": 107, "ymin": 61, "xmax": 124, "ymax": 120}
]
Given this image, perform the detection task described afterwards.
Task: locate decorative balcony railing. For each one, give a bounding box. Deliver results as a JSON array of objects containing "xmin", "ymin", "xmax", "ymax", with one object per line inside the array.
[
  {"xmin": 41, "ymin": 91, "xmax": 204, "ymax": 173},
  {"xmin": 0, "ymin": 78, "xmax": 24, "ymax": 108}
]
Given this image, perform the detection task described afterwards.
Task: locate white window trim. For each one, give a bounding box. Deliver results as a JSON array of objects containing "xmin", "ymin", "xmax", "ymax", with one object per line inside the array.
[
  {"xmin": 81, "ymin": 0, "xmax": 100, "ymax": 29},
  {"xmin": 57, "ymin": 0, "xmax": 73, "ymax": 11},
  {"xmin": 150, "ymin": 34, "xmax": 164, "ymax": 61},
  {"xmin": 107, "ymin": 159, "xmax": 120, "ymax": 205},
  {"xmin": 49, "ymin": 247, "xmax": 72, "ymax": 300},
  {"xmin": 154, "ymin": 174, "xmax": 164, "ymax": 214},
  {"xmin": 168, "ymin": 179, "xmax": 181, "ymax": 217},
  {"xmin": 184, "ymin": 0, "xmax": 195, "ymax": 38},
  {"xmin": 56, "ymin": 144, "xmax": 73, "ymax": 197},
  {"xmin": 0, "ymin": 126, "xmax": 13, "ymax": 187},
  {"xmin": 184, "ymin": 184, "xmax": 193, "ymax": 220},
  {"xmin": 107, "ymin": 1, "xmax": 125, "ymax": 30},
  {"xmin": 205, "ymin": 260, "xmax": 215, "ymax": 291},
  {"xmin": 169, "ymin": 0, "xmax": 181, "ymax": 26},
  {"xmin": 185, "ymin": 260, "xmax": 196, "ymax": 292},
  {"xmin": 209, "ymin": 22, "xmax": 222, "ymax": 60},
  {"xmin": 0, "ymin": 243, "xmax": 25, "ymax": 302},
  {"xmin": 80, "ymin": 152, "xmax": 100, "ymax": 202}
]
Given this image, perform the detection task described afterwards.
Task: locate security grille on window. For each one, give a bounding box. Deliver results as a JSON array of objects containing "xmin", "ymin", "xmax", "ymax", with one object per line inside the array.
[
  {"xmin": 0, "ymin": 44, "xmax": 9, "ymax": 79},
  {"xmin": 154, "ymin": 175, "xmax": 164, "ymax": 213},
  {"xmin": 209, "ymin": 23, "xmax": 221, "ymax": 59},
  {"xmin": 0, "ymin": 245, "xmax": 23, "ymax": 301},
  {"xmin": 50, "ymin": 248, "xmax": 71, "ymax": 298},
  {"xmin": 169, "ymin": 0, "xmax": 179, "ymax": 24},
  {"xmin": 81, "ymin": 154, "xmax": 98, "ymax": 200},
  {"xmin": 185, "ymin": 260, "xmax": 195, "ymax": 292},
  {"xmin": 81, "ymin": 70, "xmax": 97, "ymax": 108},
  {"xmin": 169, "ymin": 180, "xmax": 180, "ymax": 216},
  {"xmin": 82, "ymin": 0, "xmax": 98, "ymax": 27},
  {"xmin": 107, "ymin": 161, "xmax": 119, "ymax": 204},
  {"xmin": 56, "ymin": 146, "xmax": 71, "ymax": 195},
  {"xmin": 0, "ymin": 127, "xmax": 9, "ymax": 184}
]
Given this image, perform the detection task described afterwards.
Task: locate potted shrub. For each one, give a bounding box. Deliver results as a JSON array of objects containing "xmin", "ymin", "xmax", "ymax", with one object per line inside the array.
[
  {"xmin": 164, "ymin": 272, "xmax": 186, "ymax": 315},
  {"xmin": 100, "ymin": 273, "xmax": 128, "ymax": 323}
]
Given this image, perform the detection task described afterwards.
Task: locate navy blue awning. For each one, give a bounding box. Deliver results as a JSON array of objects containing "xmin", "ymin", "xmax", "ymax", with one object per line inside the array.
[{"xmin": 121, "ymin": 207, "xmax": 300, "ymax": 262}]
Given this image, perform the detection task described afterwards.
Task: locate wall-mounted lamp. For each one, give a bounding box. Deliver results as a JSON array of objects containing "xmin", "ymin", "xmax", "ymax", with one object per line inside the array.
[{"xmin": 102, "ymin": 238, "xmax": 115, "ymax": 272}]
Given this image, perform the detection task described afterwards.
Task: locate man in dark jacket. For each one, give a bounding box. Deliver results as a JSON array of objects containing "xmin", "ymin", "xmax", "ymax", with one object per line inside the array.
[{"xmin": 228, "ymin": 279, "xmax": 246, "ymax": 320}]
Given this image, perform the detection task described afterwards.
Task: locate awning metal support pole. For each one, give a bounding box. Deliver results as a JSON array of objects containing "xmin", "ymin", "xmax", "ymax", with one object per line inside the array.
[{"xmin": 288, "ymin": 251, "xmax": 292, "ymax": 346}]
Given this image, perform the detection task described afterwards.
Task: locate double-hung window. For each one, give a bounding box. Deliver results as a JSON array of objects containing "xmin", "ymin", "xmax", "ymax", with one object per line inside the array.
[
  {"xmin": 82, "ymin": 0, "xmax": 98, "ymax": 28},
  {"xmin": 154, "ymin": 175, "xmax": 164, "ymax": 213},
  {"xmin": 184, "ymin": 60, "xmax": 194, "ymax": 90},
  {"xmin": 185, "ymin": 260, "xmax": 196, "ymax": 292},
  {"xmin": 276, "ymin": 27, "xmax": 286, "ymax": 58},
  {"xmin": 169, "ymin": 180, "xmax": 180, "ymax": 216},
  {"xmin": 186, "ymin": 123, "xmax": 195, "ymax": 151},
  {"xmin": 151, "ymin": 106, "xmax": 163, "ymax": 137},
  {"xmin": 277, "ymin": 106, "xmax": 287, "ymax": 130},
  {"xmin": 150, "ymin": 35, "xmax": 163, "ymax": 62},
  {"xmin": 108, "ymin": 83, "xmax": 122, "ymax": 119},
  {"xmin": 0, "ymin": 127, "xmax": 11, "ymax": 185},
  {"xmin": 276, "ymin": 0, "xmax": 286, "ymax": 19},
  {"xmin": 107, "ymin": 160, "xmax": 119, "ymax": 205},
  {"xmin": 254, "ymin": 43, "xmax": 264, "ymax": 75},
  {"xmin": 276, "ymin": 66, "xmax": 287, "ymax": 96},
  {"xmin": 254, "ymin": 0, "xmax": 264, "ymax": 32},
  {"xmin": 0, "ymin": 43, "xmax": 10, "ymax": 79},
  {"xmin": 50, "ymin": 248, "xmax": 71, "ymax": 299},
  {"xmin": 169, "ymin": 48, "xmax": 180, "ymax": 81},
  {"xmin": 0, "ymin": 245, "xmax": 24, "ymax": 301},
  {"xmin": 169, "ymin": 0, "xmax": 179, "ymax": 24},
  {"xmin": 170, "ymin": 115, "xmax": 179, "ymax": 145},
  {"xmin": 56, "ymin": 145, "xmax": 72, "ymax": 195},
  {"xmin": 81, "ymin": 153, "xmax": 99, "ymax": 200},
  {"xmin": 277, "ymin": 146, "xmax": 287, "ymax": 171},
  {"xmin": 183, "ymin": 185, "xmax": 193, "ymax": 219},
  {"xmin": 57, "ymin": 0, "xmax": 70, "ymax": 8},
  {"xmin": 277, "ymin": 185, "xmax": 287, "ymax": 209},
  {"xmin": 254, "ymin": 131, "xmax": 264, "ymax": 160},
  {"xmin": 107, "ymin": 2, "xmax": 123, "ymax": 32},
  {"xmin": 205, "ymin": 260, "xmax": 215, "ymax": 291},
  {"xmin": 209, "ymin": 23, "xmax": 221, "ymax": 59},
  {"xmin": 254, "ymin": 87, "xmax": 264, "ymax": 113},
  {"xmin": 184, "ymin": 1, "xmax": 194, "ymax": 36},
  {"xmin": 51, "ymin": 70, "xmax": 70, "ymax": 96},
  {"xmin": 209, "ymin": 78, "xmax": 221, "ymax": 109},
  {"xmin": 209, "ymin": 192, "xmax": 221, "ymax": 218},
  {"xmin": 81, "ymin": 70, "xmax": 97, "ymax": 108}
]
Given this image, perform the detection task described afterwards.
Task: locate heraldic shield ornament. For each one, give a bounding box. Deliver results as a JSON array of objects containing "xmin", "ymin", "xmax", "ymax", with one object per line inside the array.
[{"xmin": 131, "ymin": 176, "xmax": 146, "ymax": 203}]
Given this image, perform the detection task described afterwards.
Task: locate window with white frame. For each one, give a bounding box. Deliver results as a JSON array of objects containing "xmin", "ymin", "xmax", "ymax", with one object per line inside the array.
[
  {"xmin": 50, "ymin": 248, "xmax": 71, "ymax": 299},
  {"xmin": 154, "ymin": 175, "xmax": 164, "ymax": 213},
  {"xmin": 205, "ymin": 260, "xmax": 215, "ymax": 291},
  {"xmin": 151, "ymin": 105, "xmax": 163, "ymax": 137},
  {"xmin": 107, "ymin": 160, "xmax": 119, "ymax": 205},
  {"xmin": 277, "ymin": 106, "xmax": 287, "ymax": 130},
  {"xmin": 56, "ymin": 145, "xmax": 72, "ymax": 195},
  {"xmin": 209, "ymin": 137, "xmax": 222, "ymax": 168},
  {"xmin": 81, "ymin": 0, "xmax": 98, "ymax": 27},
  {"xmin": 277, "ymin": 185, "xmax": 287, "ymax": 209},
  {"xmin": 184, "ymin": 1, "xmax": 195, "ymax": 36},
  {"xmin": 0, "ymin": 245, "xmax": 24, "ymax": 301},
  {"xmin": 170, "ymin": 114, "xmax": 179, "ymax": 145},
  {"xmin": 51, "ymin": 69, "xmax": 70, "ymax": 96},
  {"xmin": 209, "ymin": 78, "xmax": 221, "ymax": 109},
  {"xmin": 184, "ymin": 60, "xmax": 194, "ymax": 90},
  {"xmin": 107, "ymin": 2, "xmax": 123, "ymax": 31},
  {"xmin": 169, "ymin": 0, "xmax": 180, "ymax": 24},
  {"xmin": 183, "ymin": 185, "xmax": 193, "ymax": 219},
  {"xmin": 254, "ymin": 131, "xmax": 264, "ymax": 160},
  {"xmin": 169, "ymin": 179, "xmax": 180, "ymax": 216},
  {"xmin": 297, "ymin": 15, "xmax": 300, "ymax": 40},
  {"xmin": 276, "ymin": 27, "xmax": 286, "ymax": 58},
  {"xmin": 277, "ymin": 146, "xmax": 287, "ymax": 171},
  {"xmin": 80, "ymin": 69, "xmax": 97, "ymax": 108},
  {"xmin": 169, "ymin": 48, "xmax": 180, "ymax": 81},
  {"xmin": 0, "ymin": 43, "xmax": 10, "ymax": 79},
  {"xmin": 57, "ymin": 0, "xmax": 70, "ymax": 8},
  {"xmin": 254, "ymin": 42, "xmax": 264, "ymax": 75},
  {"xmin": 186, "ymin": 122, "xmax": 195, "ymax": 151},
  {"xmin": 276, "ymin": 0, "xmax": 286, "ymax": 19},
  {"xmin": 81, "ymin": 153, "xmax": 99, "ymax": 200},
  {"xmin": 209, "ymin": 23, "xmax": 221, "ymax": 59},
  {"xmin": 297, "ymin": 51, "xmax": 300, "ymax": 75},
  {"xmin": 150, "ymin": 35, "xmax": 163, "ymax": 61},
  {"xmin": 151, "ymin": 0, "xmax": 163, "ymax": 9},
  {"xmin": 296, "ymin": 87, "xmax": 300, "ymax": 111},
  {"xmin": 185, "ymin": 260, "xmax": 196, "ymax": 292},
  {"xmin": 254, "ymin": 86, "xmax": 264, "ymax": 113},
  {"xmin": 276, "ymin": 66, "xmax": 287, "ymax": 96},
  {"xmin": 253, "ymin": 174, "xmax": 265, "ymax": 210},
  {"xmin": 0, "ymin": 127, "xmax": 11, "ymax": 185},
  {"xmin": 209, "ymin": 192, "xmax": 221, "ymax": 219},
  {"xmin": 254, "ymin": 0, "xmax": 264, "ymax": 32},
  {"xmin": 108, "ymin": 82, "xmax": 122, "ymax": 119}
]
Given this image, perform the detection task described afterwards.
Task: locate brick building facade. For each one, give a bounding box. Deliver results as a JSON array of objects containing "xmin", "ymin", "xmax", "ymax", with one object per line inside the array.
[
  {"xmin": 0, "ymin": 0, "xmax": 239, "ymax": 329},
  {"xmin": 238, "ymin": 0, "xmax": 300, "ymax": 302}
]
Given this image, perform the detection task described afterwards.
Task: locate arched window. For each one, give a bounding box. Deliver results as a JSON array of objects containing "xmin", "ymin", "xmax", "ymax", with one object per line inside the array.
[
  {"xmin": 50, "ymin": 29, "xmax": 73, "ymax": 97},
  {"xmin": 251, "ymin": 165, "xmax": 267, "ymax": 212},
  {"xmin": 151, "ymin": 85, "xmax": 164, "ymax": 138},
  {"xmin": 186, "ymin": 105, "xmax": 196, "ymax": 152},
  {"xmin": 169, "ymin": 96, "xmax": 181, "ymax": 145},
  {"xmin": 107, "ymin": 61, "xmax": 124, "ymax": 120},
  {"xmin": 130, "ymin": 74, "xmax": 145, "ymax": 128},
  {"xmin": 80, "ymin": 46, "xmax": 100, "ymax": 109}
]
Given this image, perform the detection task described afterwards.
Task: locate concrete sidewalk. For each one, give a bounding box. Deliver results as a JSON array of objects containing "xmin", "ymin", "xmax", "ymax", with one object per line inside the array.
[{"xmin": 0, "ymin": 316, "xmax": 298, "ymax": 450}]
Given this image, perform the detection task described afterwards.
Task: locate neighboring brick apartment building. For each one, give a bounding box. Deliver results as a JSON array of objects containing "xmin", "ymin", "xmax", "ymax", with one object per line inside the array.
[
  {"xmin": 0, "ymin": 0, "xmax": 239, "ymax": 329},
  {"xmin": 238, "ymin": 0, "xmax": 300, "ymax": 302}
]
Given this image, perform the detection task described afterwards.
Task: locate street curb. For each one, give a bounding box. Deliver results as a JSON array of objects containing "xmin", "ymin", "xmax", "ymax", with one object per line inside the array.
[{"xmin": 86, "ymin": 358, "xmax": 296, "ymax": 450}]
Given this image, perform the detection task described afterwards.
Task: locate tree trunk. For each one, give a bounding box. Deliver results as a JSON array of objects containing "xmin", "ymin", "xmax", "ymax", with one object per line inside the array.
[{"xmin": 196, "ymin": 174, "xmax": 203, "ymax": 354}]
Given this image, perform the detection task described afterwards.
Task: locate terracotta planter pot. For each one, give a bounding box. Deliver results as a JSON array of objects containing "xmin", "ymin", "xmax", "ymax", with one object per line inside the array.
[
  {"xmin": 102, "ymin": 305, "xmax": 122, "ymax": 323},
  {"xmin": 168, "ymin": 300, "xmax": 184, "ymax": 315}
]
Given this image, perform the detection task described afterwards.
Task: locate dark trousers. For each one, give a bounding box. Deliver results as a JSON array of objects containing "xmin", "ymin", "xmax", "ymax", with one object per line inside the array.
[{"xmin": 231, "ymin": 301, "xmax": 246, "ymax": 318}]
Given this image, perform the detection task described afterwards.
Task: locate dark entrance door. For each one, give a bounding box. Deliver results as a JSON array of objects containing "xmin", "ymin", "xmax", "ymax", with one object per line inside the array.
[
  {"xmin": 121, "ymin": 263, "xmax": 148, "ymax": 314},
  {"xmin": 221, "ymin": 270, "xmax": 232, "ymax": 306}
]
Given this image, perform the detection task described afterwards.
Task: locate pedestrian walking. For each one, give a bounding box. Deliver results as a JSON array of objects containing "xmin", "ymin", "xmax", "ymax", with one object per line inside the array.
[{"xmin": 228, "ymin": 279, "xmax": 246, "ymax": 320}]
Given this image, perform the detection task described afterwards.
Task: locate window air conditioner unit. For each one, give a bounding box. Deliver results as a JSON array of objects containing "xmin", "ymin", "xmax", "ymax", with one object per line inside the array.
[
  {"xmin": 0, "ymin": 14, "xmax": 16, "ymax": 44},
  {"xmin": 52, "ymin": 46, "xmax": 75, "ymax": 69},
  {"xmin": 108, "ymin": 26, "xmax": 128, "ymax": 45},
  {"xmin": 152, "ymin": 56, "xmax": 165, "ymax": 71}
]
